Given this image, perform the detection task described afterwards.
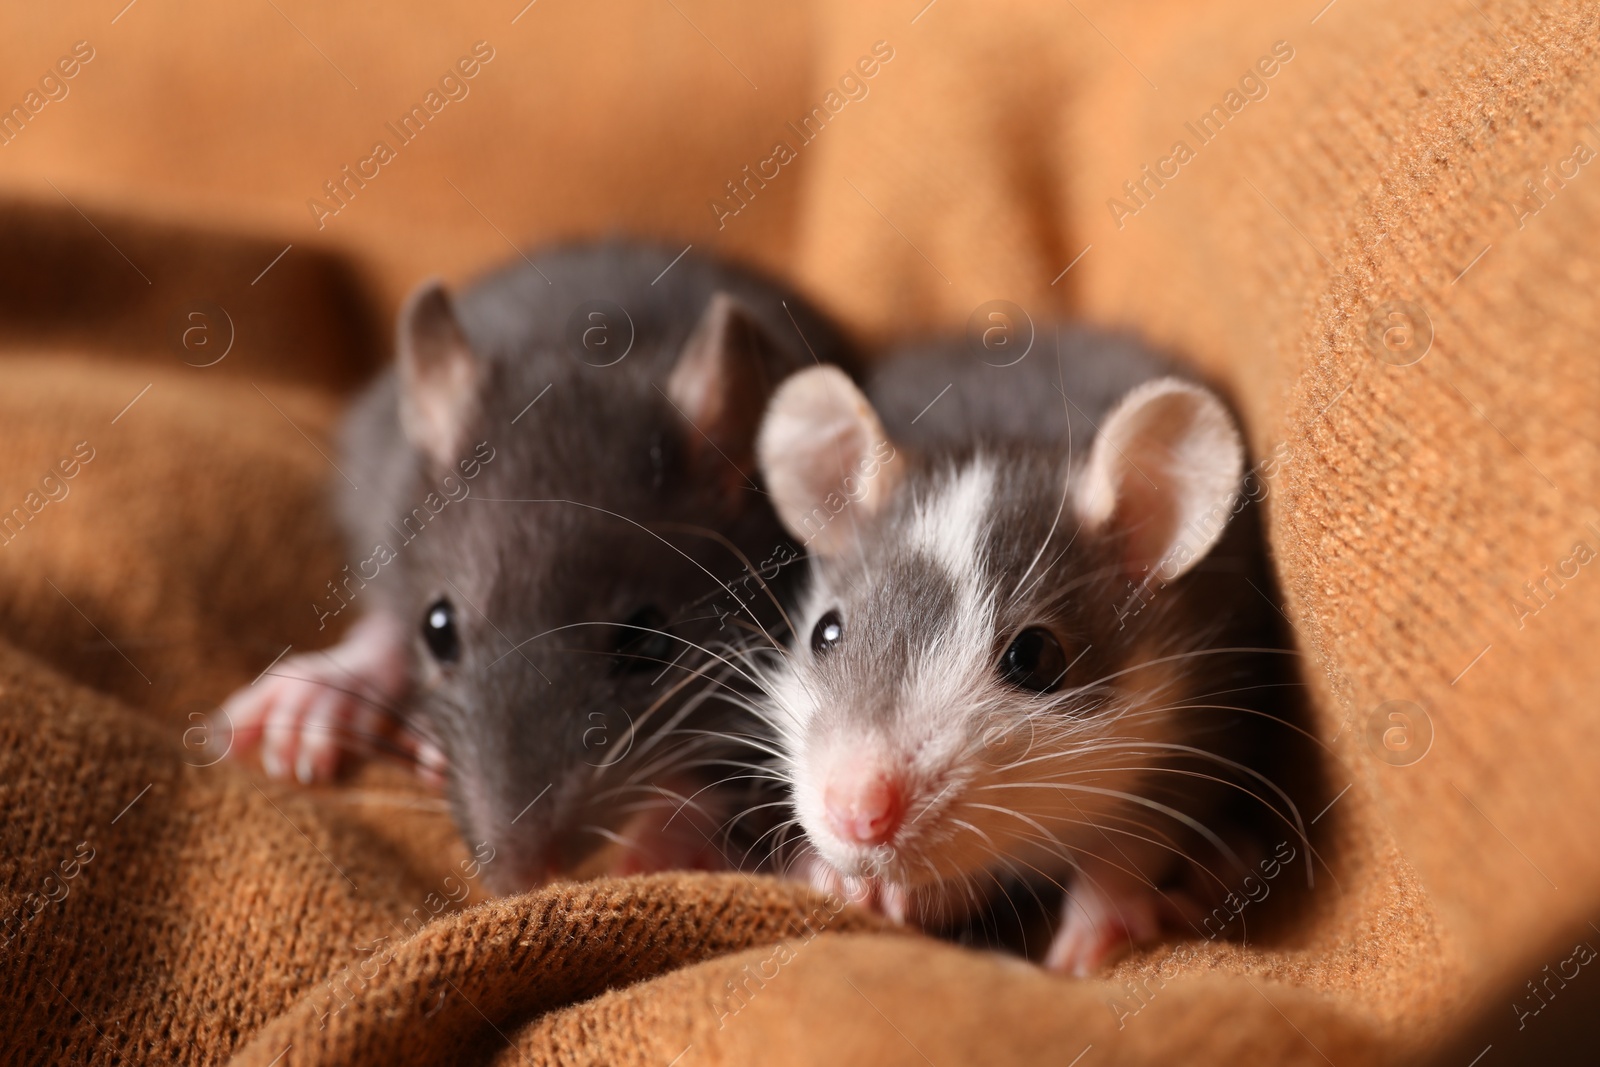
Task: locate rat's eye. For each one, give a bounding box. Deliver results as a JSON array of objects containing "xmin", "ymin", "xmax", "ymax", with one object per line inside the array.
[
  {"xmin": 810, "ymin": 610, "xmax": 844, "ymax": 656},
  {"xmin": 422, "ymin": 599, "xmax": 460, "ymax": 663},
  {"xmin": 999, "ymin": 627, "xmax": 1068, "ymax": 693},
  {"xmin": 615, "ymin": 606, "xmax": 674, "ymax": 671}
]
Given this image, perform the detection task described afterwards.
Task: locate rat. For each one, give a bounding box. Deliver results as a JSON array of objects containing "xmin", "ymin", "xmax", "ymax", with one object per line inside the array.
[
  {"xmin": 750, "ymin": 330, "xmax": 1309, "ymax": 975},
  {"xmin": 215, "ymin": 240, "xmax": 858, "ymax": 892}
]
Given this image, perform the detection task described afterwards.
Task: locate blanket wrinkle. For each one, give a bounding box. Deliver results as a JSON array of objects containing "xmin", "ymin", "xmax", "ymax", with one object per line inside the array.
[{"xmin": 2, "ymin": 0, "xmax": 1597, "ymax": 1063}]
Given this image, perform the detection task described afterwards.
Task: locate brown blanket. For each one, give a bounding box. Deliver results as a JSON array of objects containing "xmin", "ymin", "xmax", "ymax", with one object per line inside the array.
[{"xmin": 3, "ymin": 0, "xmax": 1598, "ymax": 1063}]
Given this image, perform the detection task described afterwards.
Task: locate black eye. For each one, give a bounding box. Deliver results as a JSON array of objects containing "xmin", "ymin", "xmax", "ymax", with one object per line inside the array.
[
  {"xmin": 615, "ymin": 606, "xmax": 674, "ymax": 671},
  {"xmin": 810, "ymin": 610, "xmax": 843, "ymax": 656},
  {"xmin": 999, "ymin": 627, "xmax": 1068, "ymax": 693},
  {"xmin": 422, "ymin": 599, "xmax": 460, "ymax": 663}
]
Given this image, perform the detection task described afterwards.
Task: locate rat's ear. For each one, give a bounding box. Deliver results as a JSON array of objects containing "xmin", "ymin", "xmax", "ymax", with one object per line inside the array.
[
  {"xmin": 665, "ymin": 292, "xmax": 777, "ymax": 484},
  {"xmin": 1074, "ymin": 378, "xmax": 1244, "ymax": 581},
  {"xmin": 757, "ymin": 366, "xmax": 902, "ymax": 557},
  {"xmin": 397, "ymin": 278, "xmax": 481, "ymax": 468}
]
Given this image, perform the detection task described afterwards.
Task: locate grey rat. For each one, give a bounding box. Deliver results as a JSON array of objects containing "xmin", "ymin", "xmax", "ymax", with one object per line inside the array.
[
  {"xmin": 752, "ymin": 331, "xmax": 1308, "ymax": 975},
  {"xmin": 218, "ymin": 241, "xmax": 857, "ymax": 892}
]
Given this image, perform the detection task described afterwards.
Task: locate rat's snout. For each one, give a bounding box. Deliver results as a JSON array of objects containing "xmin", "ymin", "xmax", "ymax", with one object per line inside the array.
[{"xmin": 823, "ymin": 762, "xmax": 906, "ymax": 846}]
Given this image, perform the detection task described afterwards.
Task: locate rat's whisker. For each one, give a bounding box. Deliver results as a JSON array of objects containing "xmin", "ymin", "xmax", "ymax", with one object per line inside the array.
[
  {"xmin": 653, "ymin": 520, "xmax": 801, "ymax": 646},
  {"xmin": 474, "ymin": 497, "xmax": 793, "ymax": 653}
]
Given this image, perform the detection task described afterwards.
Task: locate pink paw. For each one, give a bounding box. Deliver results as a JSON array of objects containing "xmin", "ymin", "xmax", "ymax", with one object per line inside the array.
[
  {"xmin": 797, "ymin": 851, "xmax": 847, "ymax": 897},
  {"xmin": 604, "ymin": 779, "xmax": 735, "ymax": 876},
  {"xmin": 213, "ymin": 613, "xmax": 428, "ymax": 784},
  {"xmin": 791, "ymin": 853, "xmax": 916, "ymax": 924},
  {"xmin": 1046, "ymin": 876, "xmax": 1168, "ymax": 977}
]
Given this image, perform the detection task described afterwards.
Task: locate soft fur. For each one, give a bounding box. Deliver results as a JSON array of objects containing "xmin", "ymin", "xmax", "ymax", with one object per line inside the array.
[{"xmin": 2, "ymin": 0, "xmax": 1599, "ymax": 1063}]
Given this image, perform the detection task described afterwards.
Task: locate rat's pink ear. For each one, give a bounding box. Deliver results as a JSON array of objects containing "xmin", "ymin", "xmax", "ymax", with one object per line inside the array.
[
  {"xmin": 1074, "ymin": 378, "xmax": 1244, "ymax": 581},
  {"xmin": 665, "ymin": 292, "xmax": 775, "ymax": 487},
  {"xmin": 757, "ymin": 366, "xmax": 902, "ymax": 557},
  {"xmin": 397, "ymin": 278, "xmax": 481, "ymax": 468}
]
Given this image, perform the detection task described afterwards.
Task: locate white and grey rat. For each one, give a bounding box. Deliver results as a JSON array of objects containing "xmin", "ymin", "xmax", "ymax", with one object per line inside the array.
[
  {"xmin": 751, "ymin": 331, "xmax": 1308, "ymax": 975},
  {"xmin": 217, "ymin": 241, "xmax": 858, "ymax": 892}
]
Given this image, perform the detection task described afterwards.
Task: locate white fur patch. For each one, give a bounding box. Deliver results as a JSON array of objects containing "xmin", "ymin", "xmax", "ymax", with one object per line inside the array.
[
  {"xmin": 895, "ymin": 459, "xmax": 1002, "ymax": 818},
  {"xmin": 908, "ymin": 459, "xmax": 996, "ymax": 586}
]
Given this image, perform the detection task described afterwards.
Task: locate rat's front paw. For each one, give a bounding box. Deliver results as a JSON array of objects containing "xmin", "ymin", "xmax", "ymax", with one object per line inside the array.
[
  {"xmin": 602, "ymin": 777, "xmax": 735, "ymax": 877},
  {"xmin": 1045, "ymin": 875, "xmax": 1169, "ymax": 977},
  {"xmin": 792, "ymin": 850, "xmax": 853, "ymax": 902},
  {"xmin": 213, "ymin": 613, "xmax": 416, "ymax": 784},
  {"xmin": 789, "ymin": 853, "xmax": 921, "ymax": 924},
  {"xmin": 793, "ymin": 852, "xmax": 877, "ymax": 911}
]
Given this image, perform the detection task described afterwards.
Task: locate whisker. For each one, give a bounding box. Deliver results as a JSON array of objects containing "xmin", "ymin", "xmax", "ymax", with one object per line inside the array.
[
  {"xmin": 469, "ymin": 496, "xmax": 792, "ymax": 652},
  {"xmin": 652, "ymin": 521, "xmax": 799, "ymax": 647}
]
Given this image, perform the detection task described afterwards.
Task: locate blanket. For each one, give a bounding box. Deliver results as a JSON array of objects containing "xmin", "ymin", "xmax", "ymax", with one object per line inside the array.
[{"xmin": 3, "ymin": 0, "xmax": 1598, "ymax": 1062}]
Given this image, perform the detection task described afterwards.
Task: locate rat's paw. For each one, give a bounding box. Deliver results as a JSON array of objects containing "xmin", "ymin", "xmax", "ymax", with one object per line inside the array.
[
  {"xmin": 791, "ymin": 852, "xmax": 882, "ymax": 913},
  {"xmin": 789, "ymin": 855, "xmax": 930, "ymax": 927},
  {"xmin": 415, "ymin": 738, "xmax": 449, "ymax": 790},
  {"xmin": 216, "ymin": 657, "xmax": 390, "ymax": 783},
  {"xmin": 1046, "ymin": 876, "xmax": 1168, "ymax": 978},
  {"xmin": 213, "ymin": 613, "xmax": 413, "ymax": 784},
  {"xmin": 798, "ymin": 852, "xmax": 848, "ymax": 900},
  {"xmin": 603, "ymin": 778, "xmax": 737, "ymax": 876}
]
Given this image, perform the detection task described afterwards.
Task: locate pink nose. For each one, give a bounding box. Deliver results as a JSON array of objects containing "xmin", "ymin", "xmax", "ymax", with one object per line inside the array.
[{"xmin": 823, "ymin": 769, "xmax": 905, "ymax": 845}]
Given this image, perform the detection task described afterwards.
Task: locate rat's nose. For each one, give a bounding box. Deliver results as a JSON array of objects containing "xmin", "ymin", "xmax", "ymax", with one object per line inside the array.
[{"xmin": 823, "ymin": 767, "xmax": 906, "ymax": 845}]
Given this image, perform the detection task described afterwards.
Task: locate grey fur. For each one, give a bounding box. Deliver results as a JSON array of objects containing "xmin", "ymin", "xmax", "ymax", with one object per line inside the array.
[
  {"xmin": 767, "ymin": 330, "xmax": 1303, "ymax": 933},
  {"xmin": 336, "ymin": 240, "xmax": 856, "ymax": 891}
]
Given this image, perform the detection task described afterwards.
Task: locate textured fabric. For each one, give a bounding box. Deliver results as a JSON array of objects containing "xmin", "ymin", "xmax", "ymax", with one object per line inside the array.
[{"xmin": 2, "ymin": 0, "xmax": 1598, "ymax": 1063}]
